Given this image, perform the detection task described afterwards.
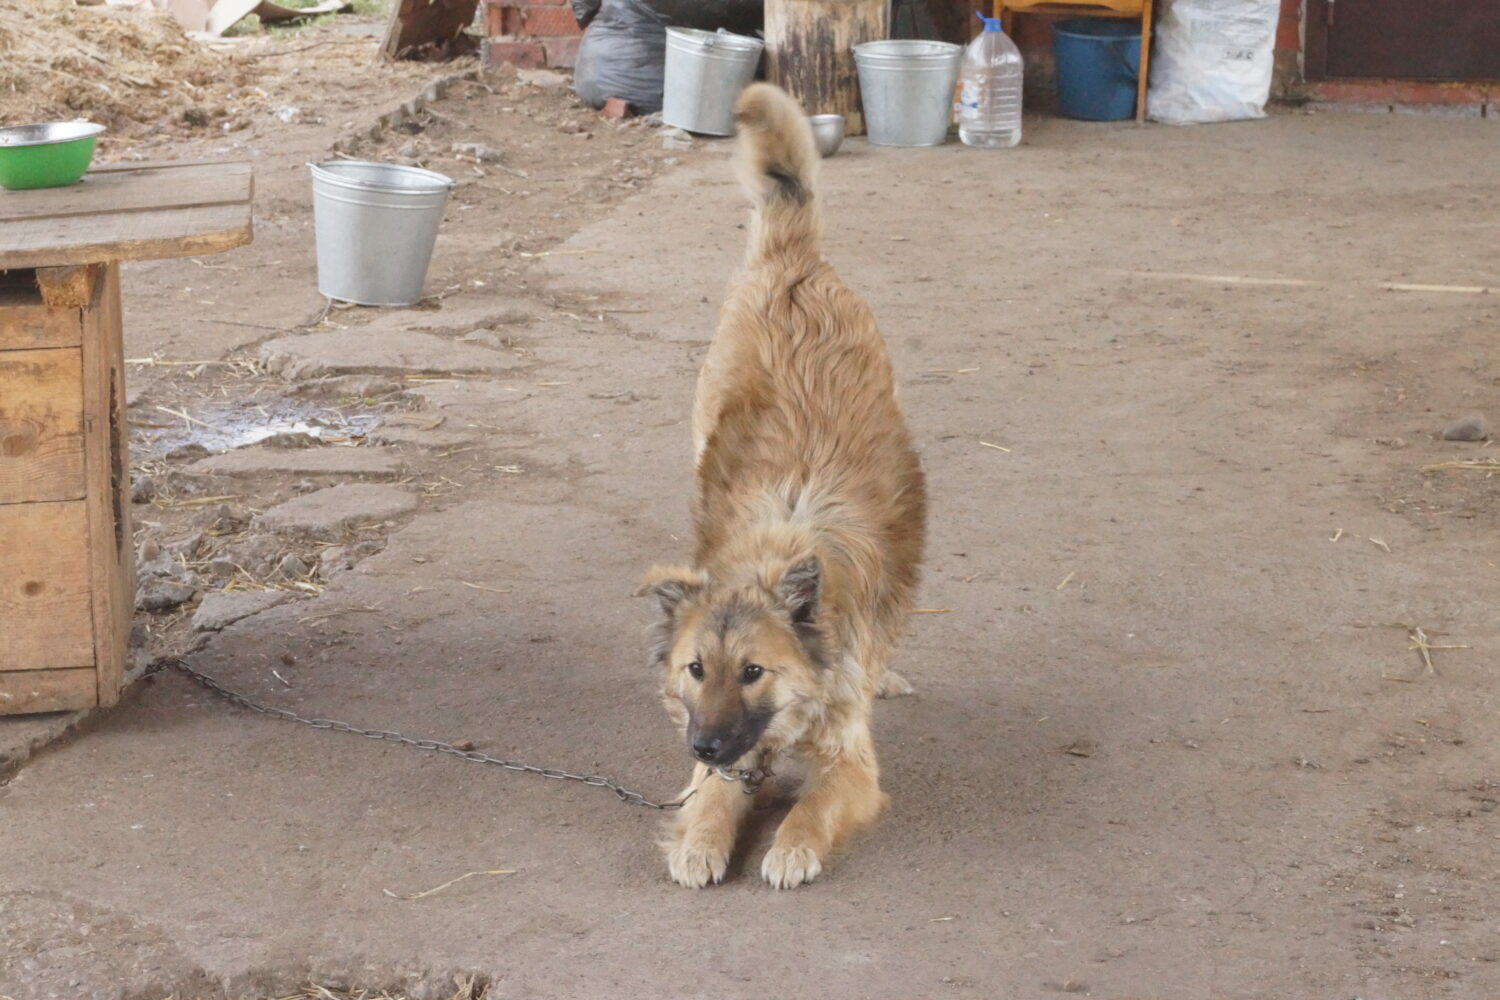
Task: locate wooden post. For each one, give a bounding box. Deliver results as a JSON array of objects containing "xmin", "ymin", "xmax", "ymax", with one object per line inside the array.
[
  {"xmin": 765, "ymin": 0, "xmax": 887, "ymax": 136},
  {"xmin": 0, "ymin": 265, "xmax": 131, "ymax": 714}
]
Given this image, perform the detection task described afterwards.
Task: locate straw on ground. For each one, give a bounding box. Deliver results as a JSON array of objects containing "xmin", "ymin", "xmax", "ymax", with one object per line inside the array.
[{"xmin": 382, "ymin": 869, "xmax": 516, "ymax": 901}]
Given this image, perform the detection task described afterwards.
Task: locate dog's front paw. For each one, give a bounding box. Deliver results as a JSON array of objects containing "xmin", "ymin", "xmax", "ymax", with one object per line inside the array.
[
  {"xmin": 666, "ymin": 841, "xmax": 730, "ymax": 889},
  {"xmin": 761, "ymin": 844, "xmax": 823, "ymax": 889},
  {"xmin": 877, "ymin": 671, "xmax": 915, "ymax": 698}
]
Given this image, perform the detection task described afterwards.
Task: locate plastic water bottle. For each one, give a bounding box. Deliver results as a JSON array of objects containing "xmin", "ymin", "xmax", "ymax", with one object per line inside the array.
[{"xmin": 958, "ymin": 13, "xmax": 1024, "ymax": 148}]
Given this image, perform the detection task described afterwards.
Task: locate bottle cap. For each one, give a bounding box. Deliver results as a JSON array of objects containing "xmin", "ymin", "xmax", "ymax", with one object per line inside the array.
[{"xmin": 976, "ymin": 12, "xmax": 1001, "ymax": 32}]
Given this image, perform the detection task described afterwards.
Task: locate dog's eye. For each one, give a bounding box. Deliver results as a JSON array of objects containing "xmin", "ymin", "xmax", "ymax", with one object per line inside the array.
[
  {"xmin": 741, "ymin": 663, "xmax": 764, "ymax": 683},
  {"xmin": 687, "ymin": 661, "xmax": 704, "ymax": 680}
]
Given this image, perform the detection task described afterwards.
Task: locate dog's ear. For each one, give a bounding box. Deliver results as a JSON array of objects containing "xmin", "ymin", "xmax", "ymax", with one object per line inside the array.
[
  {"xmin": 775, "ymin": 556, "xmax": 820, "ymax": 624},
  {"xmin": 635, "ymin": 565, "xmax": 705, "ymax": 617}
]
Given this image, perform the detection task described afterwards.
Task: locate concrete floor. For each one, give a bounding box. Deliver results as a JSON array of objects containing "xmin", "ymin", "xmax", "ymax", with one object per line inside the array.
[{"xmin": 3, "ymin": 109, "xmax": 1499, "ymax": 1000}]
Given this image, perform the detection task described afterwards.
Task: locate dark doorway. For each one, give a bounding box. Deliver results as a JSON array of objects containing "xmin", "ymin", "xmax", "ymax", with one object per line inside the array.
[{"xmin": 1306, "ymin": 0, "xmax": 1500, "ymax": 81}]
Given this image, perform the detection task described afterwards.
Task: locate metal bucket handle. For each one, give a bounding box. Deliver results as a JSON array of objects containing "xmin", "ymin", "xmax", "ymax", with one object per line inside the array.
[
  {"xmin": 307, "ymin": 161, "xmax": 457, "ymax": 192},
  {"xmin": 692, "ymin": 27, "xmax": 759, "ymax": 51}
]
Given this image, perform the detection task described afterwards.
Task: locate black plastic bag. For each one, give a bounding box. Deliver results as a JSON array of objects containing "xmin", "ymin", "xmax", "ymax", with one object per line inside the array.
[
  {"xmin": 573, "ymin": 0, "xmax": 670, "ymax": 113},
  {"xmin": 653, "ymin": 0, "xmax": 761, "ymax": 36},
  {"xmin": 570, "ymin": 0, "xmax": 602, "ymax": 29}
]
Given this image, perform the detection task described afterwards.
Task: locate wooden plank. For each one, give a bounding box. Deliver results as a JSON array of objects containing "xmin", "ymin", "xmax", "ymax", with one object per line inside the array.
[
  {"xmin": 89, "ymin": 158, "xmax": 241, "ymax": 174},
  {"xmin": 765, "ymin": 0, "xmax": 886, "ymax": 137},
  {"xmin": 0, "ymin": 286, "xmax": 84, "ymax": 351},
  {"xmin": 0, "ymin": 668, "xmax": 97, "ymax": 715},
  {"xmin": 82, "ymin": 263, "xmax": 132, "ymax": 707},
  {"xmin": 36, "ymin": 264, "xmax": 101, "ymax": 309},
  {"xmin": 0, "ymin": 161, "xmax": 253, "ymax": 269},
  {"xmin": 0, "ymin": 347, "xmax": 86, "ymax": 504},
  {"xmin": 0, "ymin": 203, "xmax": 253, "ymax": 270},
  {"xmin": 381, "ymin": 0, "xmax": 480, "ymax": 60},
  {"xmin": 0, "ymin": 501, "xmax": 95, "ymax": 673},
  {"xmin": 1004, "ymin": 0, "xmax": 1142, "ymax": 10},
  {"xmin": 0, "ymin": 162, "xmax": 252, "ymax": 224}
]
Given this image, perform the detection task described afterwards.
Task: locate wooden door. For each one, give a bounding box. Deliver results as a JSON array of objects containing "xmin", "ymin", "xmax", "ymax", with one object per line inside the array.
[{"xmin": 1306, "ymin": 0, "xmax": 1500, "ymax": 80}]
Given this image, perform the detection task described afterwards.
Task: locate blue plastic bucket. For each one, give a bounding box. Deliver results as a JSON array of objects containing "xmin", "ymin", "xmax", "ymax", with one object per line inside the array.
[{"xmin": 1051, "ymin": 19, "xmax": 1140, "ymax": 122}]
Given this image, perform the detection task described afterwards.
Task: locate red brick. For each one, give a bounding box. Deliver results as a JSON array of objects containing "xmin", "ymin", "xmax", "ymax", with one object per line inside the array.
[
  {"xmin": 522, "ymin": 5, "xmax": 581, "ymax": 35},
  {"xmin": 1309, "ymin": 79, "xmax": 1495, "ymax": 105},
  {"xmin": 521, "ymin": 0, "xmax": 566, "ymax": 5},
  {"xmin": 602, "ymin": 97, "xmax": 634, "ymax": 119},
  {"xmin": 483, "ymin": 4, "xmax": 523, "ymax": 36},
  {"xmin": 542, "ymin": 35, "xmax": 581, "ymax": 68},
  {"xmin": 1275, "ymin": 0, "xmax": 1299, "ymax": 51},
  {"xmin": 483, "ymin": 39, "xmax": 547, "ymax": 69}
]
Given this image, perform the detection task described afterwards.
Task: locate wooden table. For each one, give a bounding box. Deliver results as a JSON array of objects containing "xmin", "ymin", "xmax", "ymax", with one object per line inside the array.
[
  {"xmin": 995, "ymin": 0, "xmax": 1154, "ymax": 123},
  {"xmin": 0, "ymin": 160, "xmax": 252, "ymax": 715}
]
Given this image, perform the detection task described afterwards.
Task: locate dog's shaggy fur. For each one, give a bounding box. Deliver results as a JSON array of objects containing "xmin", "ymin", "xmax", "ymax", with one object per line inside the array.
[{"xmin": 639, "ymin": 83, "xmax": 926, "ymax": 889}]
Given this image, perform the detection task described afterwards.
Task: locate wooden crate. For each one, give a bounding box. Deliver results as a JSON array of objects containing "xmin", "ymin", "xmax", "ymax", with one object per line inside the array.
[{"xmin": 0, "ymin": 264, "xmax": 132, "ymax": 714}]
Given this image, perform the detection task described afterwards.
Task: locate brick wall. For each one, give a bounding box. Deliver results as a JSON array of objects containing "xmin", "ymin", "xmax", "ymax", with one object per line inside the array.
[{"xmin": 480, "ymin": 0, "xmax": 582, "ymax": 70}]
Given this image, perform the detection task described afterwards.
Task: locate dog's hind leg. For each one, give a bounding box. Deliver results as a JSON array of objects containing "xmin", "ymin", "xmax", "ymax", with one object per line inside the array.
[
  {"xmin": 876, "ymin": 670, "xmax": 916, "ymax": 698},
  {"xmin": 662, "ymin": 764, "xmax": 755, "ymax": 888},
  {"xmin": 859, "ymin": 636, "xmax": 916, "ymax": 699},
  {"xmin": 761, "ymin": 724, "xmax": 887, "ymax": 889}
]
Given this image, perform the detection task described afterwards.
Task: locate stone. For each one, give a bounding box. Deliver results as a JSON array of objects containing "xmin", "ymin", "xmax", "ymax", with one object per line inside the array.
[
  {"xmin": 602, "ymin": 97, "xmax": 634, "ymax": 119},
  {"xmin": 518, "ymin": 69, "xmax": 570, "ymax": 89},
  {"xmin": 276, "ymin": 553, "xmax": 311, "ymax": 581},
  {"xmin": 182, "ymin": 445, "xmax": 400, "ymax": 479},
  {"xmin": 458, "ymin": 328, "xmax": 506, "ymax": 348},
  {"xmin": 451, "ymin": 141, "xmax": 502, "ymax": 163},
  {"xmin": 397, "ymin": 141, "xmax": 420, "ymax": 160},
  {"xmin": 317, "ymin": 538, "xmax": 384, "ymax": 576},
  {"xmin": 191, "ymin": 590, "xmax": 290, "ymax": 632},
  {"xmin": 194, "ymin": 503, "xmax": 248, "ymax": 534},
  {"xmin": 165, "ymin": 442, "xmax": 210, "ymax": 463},
  {"xmin": 258, "ymin": 327, "xmax": 527, "ymax": 380},
  {"xmin": 255, "ymin": 484, "xmax": 418, "ymax": 541},
  {"xmin": 206, "ymin": 557, "xmax": 239, "ymax": 579},
  {"xmin": 166, "ymin": 532, "xmax": 206, "ymax": 560},
  {"xmin": 1442, "ymin": 414, "xmax": 1489, "ymax": 441},
  {"xmin": 367, "ymin": 424, "xmax": 481, "ymax": 449},
  {"xmin": 135, "ymin": 537, "xmax": 172, "ymax": 579},
  {"xmin": 295, "ymin": 374, "xmax": 403, "ymax": 400},
  {"xmin": 222, "ymin": 535, "xmax": 283, "ymax": 578},
  {"xmin": 136, "ymin": 579, "xmax": 197, "ymax": 612},
  {"xmin": 259, "ymin": 432, "xmax": 320, "ymax": 450},
  {"xmin": 660, "ymin": 127, "xmax": 693, "ymax": 151}
]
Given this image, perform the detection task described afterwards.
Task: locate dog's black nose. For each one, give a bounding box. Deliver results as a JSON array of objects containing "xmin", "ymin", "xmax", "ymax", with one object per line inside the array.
[{"xmin": 692, "ymin": 735, "xmax": 724, "ymax": 763}]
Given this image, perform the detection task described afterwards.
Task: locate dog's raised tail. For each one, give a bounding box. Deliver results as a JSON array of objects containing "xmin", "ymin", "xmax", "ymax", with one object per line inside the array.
[{"xmin": 734, "ymin": 83, "xmax": 821, "ymax": 262}]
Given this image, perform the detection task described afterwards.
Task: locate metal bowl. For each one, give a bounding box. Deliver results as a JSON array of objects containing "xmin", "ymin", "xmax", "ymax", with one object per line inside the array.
[
  {"xmin": 808, "ymin": 114, "xmax": 845, "ymax": 158},
  {"xmin": 0, "ymin": 122, "xmax": 106, "ymax": 190}
]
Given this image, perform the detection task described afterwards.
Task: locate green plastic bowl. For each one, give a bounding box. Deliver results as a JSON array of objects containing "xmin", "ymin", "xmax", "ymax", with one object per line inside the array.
[{"xmin": 0, "ymin": 122, "xmax": 106, "ymax": 191}]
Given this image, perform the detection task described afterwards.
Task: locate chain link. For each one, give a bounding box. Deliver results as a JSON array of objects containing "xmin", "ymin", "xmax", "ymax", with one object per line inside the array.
[{"xmin": 149, "ymin": 656, "xmax": 707, "ymax": 810}]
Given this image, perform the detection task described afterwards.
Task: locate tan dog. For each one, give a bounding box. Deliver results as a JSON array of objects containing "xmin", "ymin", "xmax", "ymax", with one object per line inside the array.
[{"xmin": 638, "ymin": 83, "xmax": 926, "ymax": 889}]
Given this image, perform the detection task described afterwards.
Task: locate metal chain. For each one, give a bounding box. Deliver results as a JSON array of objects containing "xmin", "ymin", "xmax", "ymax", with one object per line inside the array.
[{"xmin": 148, "ymin": 655, "xmax": 717, "ymax": 810}]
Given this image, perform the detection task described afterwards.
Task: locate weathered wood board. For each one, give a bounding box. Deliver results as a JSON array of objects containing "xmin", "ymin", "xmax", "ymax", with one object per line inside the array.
[
  {"xmin": 765, "ymin": 0, "xmax": 886, "ymax": 136},
  {"xmin": 0, "ymin": 501, "xmax": 96, "ymax": 675}
]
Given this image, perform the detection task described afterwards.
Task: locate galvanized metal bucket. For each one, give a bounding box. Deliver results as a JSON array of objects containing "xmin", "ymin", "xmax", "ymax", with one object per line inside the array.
[
  {"xmin": 852, "ymin": 40, "xmax": 963, "ymax": 147},
  {"xmin": 309, "ymin": 160, "xmax": 455, "ymax": 307},
  {"xmin": 662, "ymin": 27, "xmax": 765, "ymax": 136}
]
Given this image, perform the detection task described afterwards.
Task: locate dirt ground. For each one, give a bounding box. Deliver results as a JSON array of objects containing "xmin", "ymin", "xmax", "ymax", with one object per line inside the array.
[{"xmin": 3, "ymin": 12, "xmax": 1499, "ymax": 1000}]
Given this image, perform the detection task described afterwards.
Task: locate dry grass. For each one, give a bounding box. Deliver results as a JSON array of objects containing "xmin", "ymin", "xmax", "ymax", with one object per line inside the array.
[
  {"xmin": 1424, "ymin": 458, "xmax": 1500, "ymax": 475},
  {"xmin": 0, "ymin": 0, "xmax": 231, "ymax": 133}
]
